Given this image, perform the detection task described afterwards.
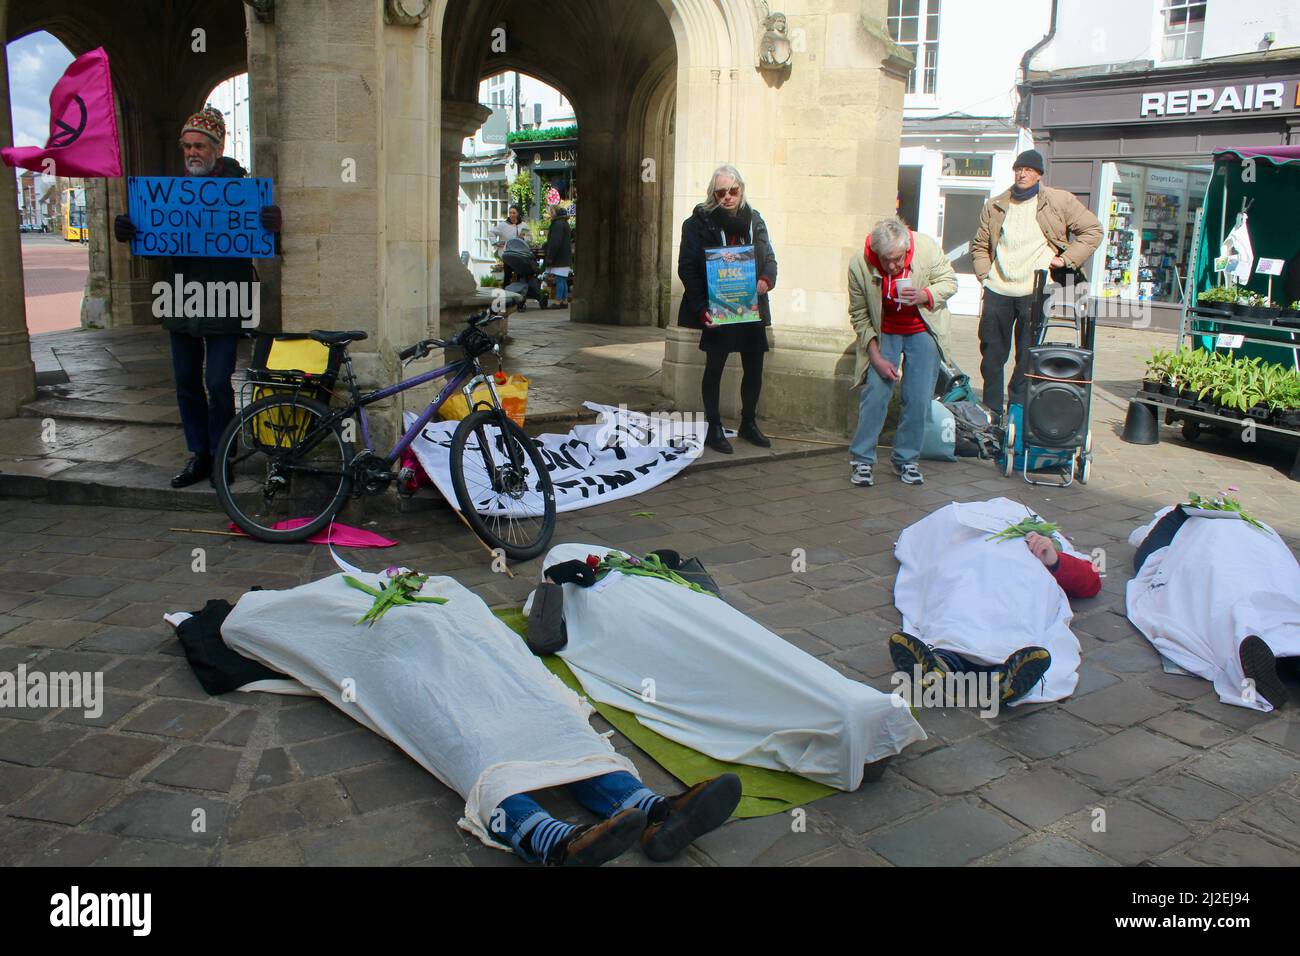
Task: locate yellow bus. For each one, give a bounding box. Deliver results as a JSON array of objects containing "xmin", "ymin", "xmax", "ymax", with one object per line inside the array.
[{"xmin": 63, "ymin": 186, "xmax": 87, "ymax": 241}]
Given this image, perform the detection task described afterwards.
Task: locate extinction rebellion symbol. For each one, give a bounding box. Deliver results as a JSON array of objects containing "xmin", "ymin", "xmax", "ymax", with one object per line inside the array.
[{"xmin": 48, "ymin": 94, "xmax": 88, "ymax": 148}]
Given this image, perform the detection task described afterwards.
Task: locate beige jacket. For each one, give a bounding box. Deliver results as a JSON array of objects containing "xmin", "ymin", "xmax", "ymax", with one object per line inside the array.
[
  {"xmin": 970, "ymin": 185, "xmax": 1103, "ymax": 284},
  {"xmin": 848, "ymin": 231, "xmax": 956, "ymax": 389}
]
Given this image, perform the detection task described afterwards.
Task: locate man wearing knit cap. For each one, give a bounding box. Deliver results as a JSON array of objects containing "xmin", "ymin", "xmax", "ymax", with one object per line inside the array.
[
  {"xmin": 113, "ymin": 106, "xmax": 282, "ymax": 488},
  {"xmin": 969, "ymin": 148, "xmax": 1101, "ymax": 418}
]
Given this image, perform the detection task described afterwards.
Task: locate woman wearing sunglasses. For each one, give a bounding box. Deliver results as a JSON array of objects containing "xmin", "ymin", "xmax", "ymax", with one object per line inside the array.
[{"xmin": 676, "ymin": 165, "xmax": 778, "ymax": 454}]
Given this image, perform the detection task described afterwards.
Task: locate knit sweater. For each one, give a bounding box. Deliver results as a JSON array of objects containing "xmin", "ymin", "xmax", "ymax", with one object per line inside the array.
[{"xmin": 984, "ymin": 198, "xmax": 1053, "ymax": 297}]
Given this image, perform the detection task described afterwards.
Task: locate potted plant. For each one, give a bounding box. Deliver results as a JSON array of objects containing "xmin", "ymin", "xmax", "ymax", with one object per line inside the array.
[
  {"xmin": 1279, "ymin": 300, "xmax": 1300, "ymax": 329},
  {"xmin": 1159, "ymin": 349, "xmax": 1181, "ymax": 398},
  {"xmin": 1236, "ymin": 290, "xmax": 1279, "ymax": 322},
  {"xmin": 1142, "ymin": 348, "xmax": 1171, "ymax": 395},
  {"xmin": 1197, "ymin": 285, "xmax": 1235, "ymax": 315}
]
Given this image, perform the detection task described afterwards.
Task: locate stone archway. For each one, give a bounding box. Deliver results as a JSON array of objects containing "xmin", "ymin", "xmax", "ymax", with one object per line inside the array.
[
  {"xmin": 440, "ymin": 0, "xmax": 681, "ymax": 329},
  {"xmin": 0, "ymin": 0, "xmax": 249, "ymax": 416}
]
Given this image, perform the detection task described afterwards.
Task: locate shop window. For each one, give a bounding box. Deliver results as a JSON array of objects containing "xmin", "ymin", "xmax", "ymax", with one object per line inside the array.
[
  {"xmin": 1097, "ymin": 161, "xmax": 1212, "ymax": 304},
  {"xmin": 1161, "ymin": 0, "xmax": 1206, "ymax": 61},
  {"xmin": 887, "ymin": 0, "xmax": 940, "ymax": 96},
  {"xmin": 474, "ymin": 184, "xmax": 509, "ymax": 261}
]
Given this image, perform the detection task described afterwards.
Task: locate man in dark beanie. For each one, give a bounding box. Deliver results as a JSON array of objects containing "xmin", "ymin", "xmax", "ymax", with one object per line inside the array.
[
  {"xmin": 969, "ymin": 148, "xmax": 1101, "ymax": 418},
  {"xmin": 113, "ymin": 105, "xmax": 282, "ymax": 488}
]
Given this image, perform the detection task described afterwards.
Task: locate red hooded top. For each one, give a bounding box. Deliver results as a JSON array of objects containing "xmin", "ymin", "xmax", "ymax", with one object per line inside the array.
[{"xmin": 864, "ymin": 233, "xmax": 932, "ymax": 336}]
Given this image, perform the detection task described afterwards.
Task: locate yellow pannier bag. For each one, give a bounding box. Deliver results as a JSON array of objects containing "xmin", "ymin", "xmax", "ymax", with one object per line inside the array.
[{"xmin": 245, "ymin": 335, "xmax": 340, "ymax": 449}]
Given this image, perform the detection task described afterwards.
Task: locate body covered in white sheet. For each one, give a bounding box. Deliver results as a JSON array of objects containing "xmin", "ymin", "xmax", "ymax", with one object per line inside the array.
[
  {"xmin": 1126, "ymin": 507, "xmax": 1300, "ymax": 711},
  {"xmin": 893, "ymin": 497, "xmax": 1088, "ymax": 703},
  {"xmin": 523, "ymin": 543, "xmax": 926, "ymax": 791},
  {"xmin": 221, "ymin": 572, "xmax": 636, "ymax": 846}
]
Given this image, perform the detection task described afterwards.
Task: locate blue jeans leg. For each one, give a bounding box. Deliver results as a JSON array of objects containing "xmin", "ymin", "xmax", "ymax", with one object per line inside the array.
[
  {"xmin": 555, "ymin": 275, "xmax": 569, "ymax": 300},
  {"xmin": 849, "ymin": 333, "xmax": 904, "ymax": 465},
  {"xmin": 891, "ymin": 331, "xmax": 939, "ymax": 465},
  {"xmin": 565, "ymin": 770, "xmax": 656, "ymax": 819},
  {"xmin": 490, "ymin": 792, "xmax": 552, "ymax": 863}
]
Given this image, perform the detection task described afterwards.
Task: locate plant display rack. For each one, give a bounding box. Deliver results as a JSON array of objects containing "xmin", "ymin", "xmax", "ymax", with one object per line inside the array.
[{"xmin": 1130, "ymin": 208, "xmax": 1300, "ymax": 481}]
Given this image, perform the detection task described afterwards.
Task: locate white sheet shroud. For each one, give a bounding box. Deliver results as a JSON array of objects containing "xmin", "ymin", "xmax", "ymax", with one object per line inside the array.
[
  {"xmin": 221, "ymin": 572, "xmax": 636, "ymax": 847},
  {"xmin": 893, "ymin": 497, "xmax": 1087, "ymax": 704},
  {"xmin": 523, "ymin": 543, "xmax": 926, "ymax": 791},
  {"xmin": 1126, "ymin": 508, "xmax": 1300, "ymax": 711}
]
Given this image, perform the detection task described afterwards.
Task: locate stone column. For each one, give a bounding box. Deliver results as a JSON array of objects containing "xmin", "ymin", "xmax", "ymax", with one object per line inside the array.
[
  {"xmin": 439, "ymin": 99, "xmax": 491, "ymax": 302},
  {"xmin": 0, "ymin": 4, "xmax": 36, "ymax": 418},
  {"xmin": 661, "ymin": 0, "xmax": 911, "ymax": 436}
]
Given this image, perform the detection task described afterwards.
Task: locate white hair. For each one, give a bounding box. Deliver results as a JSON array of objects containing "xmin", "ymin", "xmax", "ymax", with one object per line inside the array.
[
  {"xmin": 869, "ymin": 217, "xmax": 912, "ymax": 256},
  {"xmin": 703, "ymin": 164, "xmax": 748, "ymax": 213}
]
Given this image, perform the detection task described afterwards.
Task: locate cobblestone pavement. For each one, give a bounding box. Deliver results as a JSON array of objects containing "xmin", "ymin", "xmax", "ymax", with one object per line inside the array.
[
  {"xmin": 2, "ymin": 313, "xmax": 1299, "ymax": 866},
  {"xmin": 1, "ymin": 424, "xmax": 1297, "ymax": 867}
]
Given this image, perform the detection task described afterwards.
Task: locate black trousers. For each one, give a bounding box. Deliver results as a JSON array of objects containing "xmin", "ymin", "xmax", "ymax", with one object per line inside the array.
[
  {"xmin": 169, "ymin": 331, "xmax": 239, "ymax": 458},
  {"xmin": 978, "ymin": 288, "xmax": 1035, "ymax": 416},
  {"xmin": 701, "ymin": 350, "xmax": 764, "ymax": 427}
]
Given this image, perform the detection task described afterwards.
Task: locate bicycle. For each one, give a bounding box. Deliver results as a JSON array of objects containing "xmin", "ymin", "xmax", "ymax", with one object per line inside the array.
[{"xmin": 212, "ymin": 310, "xmax": 557, "ymax": 561}]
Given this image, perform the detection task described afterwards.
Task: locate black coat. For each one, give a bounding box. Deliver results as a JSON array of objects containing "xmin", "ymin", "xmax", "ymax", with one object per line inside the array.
[
  {"xmin": 676, "ymin": 203, "xmax": 777, "ymax": 329},
  {"xmin": 544, "ymin": 217, "xmax": 572, "ymax": 268},
  {"xmin": 163, "ymin": 156, "xmax": 260, "ymax": 338}
]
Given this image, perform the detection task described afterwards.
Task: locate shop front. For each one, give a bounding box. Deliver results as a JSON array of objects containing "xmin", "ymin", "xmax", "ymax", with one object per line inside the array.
[{"xmin": 1025, "ymin": 55, "xmax": 1300, "ymax": 331}]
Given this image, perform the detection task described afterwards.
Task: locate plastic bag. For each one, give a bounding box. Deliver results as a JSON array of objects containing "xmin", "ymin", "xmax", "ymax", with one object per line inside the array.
[{"xmin": 439, "ymin": 374, "xmax": 529, "ymax": 428}]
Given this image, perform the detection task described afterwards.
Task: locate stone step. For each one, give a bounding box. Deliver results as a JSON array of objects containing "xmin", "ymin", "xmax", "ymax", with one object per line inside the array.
[{"xmin": 0, "ymin": 414, "xmax": 845, "ymax": 514}]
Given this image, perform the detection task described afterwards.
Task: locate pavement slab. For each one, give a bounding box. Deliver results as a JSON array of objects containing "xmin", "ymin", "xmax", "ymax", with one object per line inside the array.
[{"xmin": 0, "ymin": 316, "xmax": 1296, "ymax": 866}]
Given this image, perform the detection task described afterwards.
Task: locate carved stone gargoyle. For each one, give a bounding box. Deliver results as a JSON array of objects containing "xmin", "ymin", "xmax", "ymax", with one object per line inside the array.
[{"xmin": 758, "ymin": 12, "xmax": 793, "ymax": 73}]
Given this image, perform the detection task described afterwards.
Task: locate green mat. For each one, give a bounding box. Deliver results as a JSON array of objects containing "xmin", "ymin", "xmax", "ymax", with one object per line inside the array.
[{"xmin": 493, "ymin": 607, "xmax": 835, "ymax": 818}]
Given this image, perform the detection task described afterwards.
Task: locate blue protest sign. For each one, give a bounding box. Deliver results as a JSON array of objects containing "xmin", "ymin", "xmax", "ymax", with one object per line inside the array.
[
  {"xmin": 127, "ymin": 176, "xmax": 275, "ymax": 258},
  {"xmin": 705, "ymin": 245, "xmax": 760, "ymax": 325}
]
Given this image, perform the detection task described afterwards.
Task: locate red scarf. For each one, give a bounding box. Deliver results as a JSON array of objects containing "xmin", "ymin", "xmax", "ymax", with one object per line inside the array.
[{"xmin": 865, "ymin": 233, "xmax": 927, "ymax": 335}]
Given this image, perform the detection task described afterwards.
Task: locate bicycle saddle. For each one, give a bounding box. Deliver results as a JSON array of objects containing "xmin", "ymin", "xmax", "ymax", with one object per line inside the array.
[{"xmin": 308, "ymin": 330, "xmax": 368, "ymax": 345}]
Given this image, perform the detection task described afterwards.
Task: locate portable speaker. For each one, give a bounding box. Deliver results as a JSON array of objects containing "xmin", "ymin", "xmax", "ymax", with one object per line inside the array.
[{"xmin": 1024, "ymin": 346, "xmax": 1092, "ymax": 448}]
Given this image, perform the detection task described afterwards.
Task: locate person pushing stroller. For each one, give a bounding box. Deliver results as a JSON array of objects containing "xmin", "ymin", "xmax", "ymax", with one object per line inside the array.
[{"xmin": 502, "ymin": 236, "xmax": 548, "ymax": 312}]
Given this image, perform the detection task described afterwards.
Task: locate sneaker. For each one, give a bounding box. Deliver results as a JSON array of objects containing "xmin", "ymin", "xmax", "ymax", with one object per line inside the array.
[
  {"xmin": 546, "ymin": 807, "xmax": 647, "ymax": 866},
  {"xmin": 998, "ymin": 646, "xmax": 1052, "ymax": 703},
  {"xmin": 893, "ymin": 461, "xmax": 924, "ymax": 485},
  {"xmin": 641, "ymin": 773, "xmax": 742, "ymax": 862},
  {"xmin": 850, "ymin": 462, "xmax": 874, "ymax": 486},
  {"xmin": 1239, "ymin": 635, "xmax": 1287, "ymax": 710},
  {"xmin": 888, "ymin": 632, "xmax": 950, "ymax": 684}
]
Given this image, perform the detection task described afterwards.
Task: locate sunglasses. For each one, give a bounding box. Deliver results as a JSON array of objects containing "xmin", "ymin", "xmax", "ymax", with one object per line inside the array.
[{"xmin": 713, "ymin": 186, "xmax": 742, "ymax": 199}]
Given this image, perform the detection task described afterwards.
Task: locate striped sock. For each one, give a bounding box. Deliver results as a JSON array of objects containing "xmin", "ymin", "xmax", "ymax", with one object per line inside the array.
[
  {"xmin": 622, "ymin": 790, "xmax": 664, "ymax": 817},
  {"xmin": 526, "ymin": 816, "xmax": 576, "ymax": 864}
]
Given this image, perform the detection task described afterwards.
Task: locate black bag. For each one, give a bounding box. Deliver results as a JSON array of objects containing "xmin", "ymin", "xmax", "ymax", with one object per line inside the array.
[
  {"xmin": 648, "ymin": 549, "xmax": 722, "ymax": 598},
  {"xmin": 176, "ymin": 599, "xmax": 287, "ymax": 695},
  {"xmin": 525, "ymin": 582, "xmax": 569, "ymax": 656}
]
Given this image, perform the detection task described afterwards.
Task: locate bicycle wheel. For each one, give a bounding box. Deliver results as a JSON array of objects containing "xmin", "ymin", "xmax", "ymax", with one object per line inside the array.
[
  {"xmin": 448, "ymin": 409, "xmax": 556, "ymax": 561},
  {"xmin": 214, "ymin": 392, "xmax": 354, "ymax": 543}
]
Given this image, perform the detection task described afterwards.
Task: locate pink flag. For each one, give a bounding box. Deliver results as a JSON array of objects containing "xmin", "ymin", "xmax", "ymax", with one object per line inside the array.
[
  {"xmin": 2, "ymin": 46, "xmax": 123, "ymax": 177},
  {"xmin": 227, "ymin": 520, "xmax": 399, "ymax": 548}
]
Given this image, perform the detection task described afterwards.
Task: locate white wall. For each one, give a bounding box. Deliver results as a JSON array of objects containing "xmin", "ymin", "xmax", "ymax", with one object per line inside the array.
[
  {"xmin": 1034, "ymin": 0, "xmax": 1300, "ymax": 71},
  {"xmin": 1202, "ymin": 1, "xmax": 1300, "ymax": 59},
  {"xmin": 465, "ymin": 71, "xmax": 576, "ymax": 157},
  {"xmin": 910, "ymin": 1, "xmax": 1052, "ymax": 117}
]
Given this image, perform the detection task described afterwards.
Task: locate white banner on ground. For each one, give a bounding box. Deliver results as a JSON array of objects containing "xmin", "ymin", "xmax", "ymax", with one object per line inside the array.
[{"xmin": 404, "ymin": 402, "xmax": 706, "ymax": 516}]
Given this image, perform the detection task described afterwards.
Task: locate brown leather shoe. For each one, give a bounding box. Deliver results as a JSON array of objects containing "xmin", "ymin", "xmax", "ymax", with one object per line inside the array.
[
  {"xmin": 549, "ymin": 807, "xmax": 646, "ymax": 866},
  {"xmin": 641, "ymin": 773, "xmax": 741, "ymax": 862}
]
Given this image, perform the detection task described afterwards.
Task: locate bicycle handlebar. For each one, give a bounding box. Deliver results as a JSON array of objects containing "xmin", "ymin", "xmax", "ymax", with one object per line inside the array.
[{"xmin": 397, "ymin": 310, "xmax": 505, "ymax": 362}]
